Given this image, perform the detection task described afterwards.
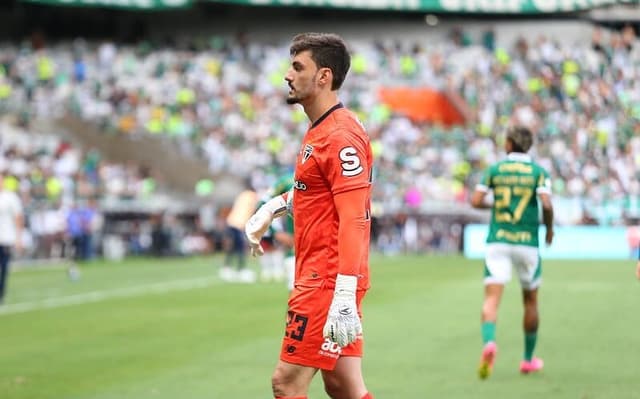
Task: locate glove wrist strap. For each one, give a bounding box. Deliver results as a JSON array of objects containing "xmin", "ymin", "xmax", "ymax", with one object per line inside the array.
[
  {"xmin": 335, "ymin": 274, "xmax": 357, "ymax": 295},
  {"xmin": 261, "ymin": 195, "xmax": 288, "ymax": 218}
]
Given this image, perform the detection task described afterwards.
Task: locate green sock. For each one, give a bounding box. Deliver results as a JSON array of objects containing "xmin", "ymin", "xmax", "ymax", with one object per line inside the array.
[
  {"xmin": 524, "ymin": 332, "xmax": 537, "ymax": 361},
  {"xmin": 481, "ymin": 322, "xmax": 496, "ymax": 344}
]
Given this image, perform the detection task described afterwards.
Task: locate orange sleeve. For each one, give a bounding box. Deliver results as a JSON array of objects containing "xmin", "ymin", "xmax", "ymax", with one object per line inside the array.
[
  {"xmin": 334, "ymin": 187, "xmax": 369, "ymax": 276},
  {"xmin": 324, "ymin": 128, "xmax": 371, "ymax": 195}
]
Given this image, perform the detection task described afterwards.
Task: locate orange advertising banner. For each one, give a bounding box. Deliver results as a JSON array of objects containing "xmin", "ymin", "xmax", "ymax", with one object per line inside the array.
[{"xmin": 378, "ymin": 87, "xmax": 465, "ymax": 126}]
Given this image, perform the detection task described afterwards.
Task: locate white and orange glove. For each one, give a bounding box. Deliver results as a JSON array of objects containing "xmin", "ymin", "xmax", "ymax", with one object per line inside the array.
[
  {"xmin": 245, "ymin": 190, "xmax": 292, "ymax": 257},
  {"xmin": 323, "ymin": 274, "xmax": 362, "ymax": 347}
]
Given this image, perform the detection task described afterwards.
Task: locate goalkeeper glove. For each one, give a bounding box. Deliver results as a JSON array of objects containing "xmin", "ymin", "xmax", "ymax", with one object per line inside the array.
[
  {"xmin": 245, "ymin": 194, "xmax": 288, "ymax": 257},
  {"xmin": 323, "ymin": 274, "xmax": 362, "ymax": 347}
]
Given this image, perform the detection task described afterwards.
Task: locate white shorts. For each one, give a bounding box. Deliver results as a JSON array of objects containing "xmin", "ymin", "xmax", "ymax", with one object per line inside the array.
[
  {"xmin": 284, "ymin": 255, "xmax": 295, "ymax": 291},
  {"xmin": 484, "ymin": 243, "xmax": 541, "ymax": 290}
]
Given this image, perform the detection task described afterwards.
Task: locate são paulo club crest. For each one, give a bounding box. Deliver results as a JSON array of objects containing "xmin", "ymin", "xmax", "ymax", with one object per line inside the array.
[{"xmin": 302, "ymin": 144, "xmax": 314, "ymax": 164}]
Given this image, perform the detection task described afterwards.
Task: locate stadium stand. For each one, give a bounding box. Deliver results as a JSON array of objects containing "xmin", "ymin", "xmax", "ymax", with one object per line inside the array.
[{"xmin": 0, "ymin": 2, "xmax": 639, "ymax": 257}]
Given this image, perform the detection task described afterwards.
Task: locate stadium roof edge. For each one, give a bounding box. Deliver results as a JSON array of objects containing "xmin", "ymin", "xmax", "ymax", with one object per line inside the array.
[
  {"xmin": 587, "ymin": 4, "xmax": 640, "ymax": 20},
  {"xmin": 19, "ymin": 0, "xmax": 640, "ymax": 13}
]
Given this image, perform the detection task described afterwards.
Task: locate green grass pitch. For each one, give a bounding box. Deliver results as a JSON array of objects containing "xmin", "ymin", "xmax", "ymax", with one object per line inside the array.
[{"xmin": 0, "ymin": 254, "xmax": 638, "ymax": 399}]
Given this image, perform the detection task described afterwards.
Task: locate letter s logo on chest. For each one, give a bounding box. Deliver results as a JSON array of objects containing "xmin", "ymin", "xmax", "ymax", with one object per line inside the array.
[{"xmin": 339, "ymin": 146, "xmax": 363, "ymax": 177}]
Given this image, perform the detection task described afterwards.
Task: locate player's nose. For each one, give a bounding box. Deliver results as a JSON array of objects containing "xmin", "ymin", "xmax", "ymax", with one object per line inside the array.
[{"xmin": 284, "ymin": 70, "xmax": 294, "ymax": 84}]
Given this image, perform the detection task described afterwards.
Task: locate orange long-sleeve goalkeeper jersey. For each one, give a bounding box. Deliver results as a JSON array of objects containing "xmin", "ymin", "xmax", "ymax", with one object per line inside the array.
[{"xmin": 291, "ymin": 103, "xmax": 372, "ymax": 291}]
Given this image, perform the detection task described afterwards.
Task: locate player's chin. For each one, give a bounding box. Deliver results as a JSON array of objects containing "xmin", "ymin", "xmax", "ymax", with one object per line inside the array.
[
  {"xmin": 286, "ymin": 95, "xmax": 300, "ymax": 105},
  {"xmin": 286, "ymin": 94, "xmax": 300, "ymax": 104}
]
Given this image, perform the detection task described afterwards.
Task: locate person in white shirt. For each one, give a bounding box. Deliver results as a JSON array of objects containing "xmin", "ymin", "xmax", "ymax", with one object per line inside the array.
[{"xmin": 0, "ymin": 173, "xmax": 24, "ymax": 304}]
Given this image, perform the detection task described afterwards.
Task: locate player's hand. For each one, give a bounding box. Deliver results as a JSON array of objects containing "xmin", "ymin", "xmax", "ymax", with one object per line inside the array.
[
  {"xmin": 245, "ymin": 194, "xmax": 289, "ymax": 257},
  {"xmin": 245, "ymin": 208, "xmax": 271, "ymax": 257},
  {"xmin": 323, "ymin": 274, "xmax": 362, "ymax": 347},
  {"xmin": 248, "ymin": 239, "xmax": 264, "ymax": 257},
  {"xmin": 636, "ymin": 261, "xmax": 640, "ymax": 280},
  {"xmin": 545, "ymin": 228, "xmax": 554, "ymax": 246}
]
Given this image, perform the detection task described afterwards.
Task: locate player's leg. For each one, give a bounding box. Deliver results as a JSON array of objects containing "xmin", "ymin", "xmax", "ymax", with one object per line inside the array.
[
  {"xmin": 272, "ymin": 248, "xmax": 285, "ymax": 282},
  {"xmin": 260, "ymin": 250, "xmax": 274, "ymax": 282},
  {"xmin": 321, "ymin": 356, "xmax": 370, "ymax": 399},
  {"xmin": 234, "ymin": 227, "xmax": 255, "ymax": 283},
  {"xmin": 284, "ymin": 255, "xmax": 295, "ymax": 291},
  {"xmin": 521, "ymin": 288, "xmax": 543, "ymax": 372},
  {"xmin": 0, "ymin": 245, "xmax": 9, "ymax": 304},
  {"xmin": 516, "ymin": 247, "xmax": 543, "ymax": 374},
  {"xmin": 271, "ymin": 359, "xmax": 317, "ymax": 398},
  {"xmin": 277, "ymin": 285, "xmax": 344, "ymax": 397},
  {"xmin": 321, "ymin": 289, "xmax": 371, "ymax": 399},
  {"xmin": 220, "ymin": 227, "xmax": 235, "ymax": 281},
  {"xmin": 478, "ymin": 243, "xmax": 512, "ymax": 379},
  {"xmin": 235, "ymin": 227, "xmax": 247, "ymax": 270},
  {"xmin": 481, "ymin": 284, "xmax": 504, "ymax": 343},
  {"xmin": 478, "ymin": 283, "xmax": 503, "ymax": 379}
]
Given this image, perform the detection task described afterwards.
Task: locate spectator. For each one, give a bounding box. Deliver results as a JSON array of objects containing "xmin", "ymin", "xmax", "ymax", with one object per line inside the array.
[{"xmin": 0, "ymin": 172, "xmax": 24, "ymax": 304}]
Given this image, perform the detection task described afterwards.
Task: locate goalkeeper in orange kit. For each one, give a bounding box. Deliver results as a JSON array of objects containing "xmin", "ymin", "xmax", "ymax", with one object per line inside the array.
[{"xmin": 245, "ymin": 33, "xmax": 374, "ymax": 399}]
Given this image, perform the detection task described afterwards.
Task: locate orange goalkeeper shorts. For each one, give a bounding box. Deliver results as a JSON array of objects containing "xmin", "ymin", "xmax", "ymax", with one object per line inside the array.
[{"xmin": 279, "ymin": 283, "xmax": 367, "ymax": 371}]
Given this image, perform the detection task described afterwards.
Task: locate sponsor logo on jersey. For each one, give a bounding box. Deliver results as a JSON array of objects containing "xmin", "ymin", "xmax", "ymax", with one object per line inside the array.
[
  {"xmin": 294, "ymin": 180, "xmax": 307, "ymax": 191},
  {"xmin": 318, "ymin": 338, "xmax": 342, "ymax": 359}
]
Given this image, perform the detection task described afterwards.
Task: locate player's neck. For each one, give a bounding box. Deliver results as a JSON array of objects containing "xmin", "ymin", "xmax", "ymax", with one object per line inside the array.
[{"xmin": 304, "ymin": 92, "xmax": 340, "ymax": 125}]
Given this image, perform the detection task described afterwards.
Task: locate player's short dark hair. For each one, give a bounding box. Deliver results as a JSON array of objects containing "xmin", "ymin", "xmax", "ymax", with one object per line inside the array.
[
  {"xmin": 289, "ymin": 32, "xmax": 351, "ymax": 91},
  {"xmin": 506, "ymin": 126, "xmax": 533, "ymax": 153}
]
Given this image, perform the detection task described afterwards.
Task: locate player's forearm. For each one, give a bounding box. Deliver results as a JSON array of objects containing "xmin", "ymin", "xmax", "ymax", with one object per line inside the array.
[
  {"xmin": 542, "ymin": 207, "xmax": 553, "ymax": 231},
  {"xmin": 470, "ymin": 189, "xmax": 492, "ymax": 209},
  {"xmin": 15, "ymin": 214, "xmax": 24, "ymax": 245},
  {"xmin": 337, "ymin": 215, "xmax": 366, "ymax": 276},
  {"xmin": 334, "ymin": 188, "xmax": 368, "ymax": 276},
  {"xmin": 472, "ymin": 202, "xmax": 493, "ymax": 209}
]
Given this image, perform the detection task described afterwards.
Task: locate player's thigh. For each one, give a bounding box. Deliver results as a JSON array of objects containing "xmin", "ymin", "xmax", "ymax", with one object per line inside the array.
[
  {"xmin": 484, "ymin": 243, "xmax": 513, "ymax": 285},
  {"xmin": 272, "ymin": 359, "xmax": 318, "ymax": 396},
  {"xmin": 280, "ymin": 285, "xmax": 340, "ymax": 370},
  {"xmin": 321, "ymin": 356, "xmax": 367, "ymax": 399},
  {"xmin": 513, "ymin": 245, "xmax": 541, "ymax": 290}
]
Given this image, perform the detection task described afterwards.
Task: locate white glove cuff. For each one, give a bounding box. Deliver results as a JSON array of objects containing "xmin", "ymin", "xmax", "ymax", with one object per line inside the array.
[
  {"xmin": 262, "ymin": 195, "xmax": 288, "ymax": 218},
  {"xmin": 335, "ymin": 274, "xmax": 357, "ymax": 295}
]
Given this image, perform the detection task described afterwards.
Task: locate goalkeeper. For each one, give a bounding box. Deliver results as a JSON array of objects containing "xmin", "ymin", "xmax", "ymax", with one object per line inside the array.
[{"xmin": 245, "ymin": 33, "xmax": 374, "ymax": 399}]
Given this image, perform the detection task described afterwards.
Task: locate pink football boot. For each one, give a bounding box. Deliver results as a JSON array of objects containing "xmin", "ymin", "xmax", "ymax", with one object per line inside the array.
[
  {"xmin": 520, "ymin": 357, "xmax": 544, "ymax": 374},
  {"xmin": 478, "ymin": 342, "xmax": 498, "ymax": 379}
]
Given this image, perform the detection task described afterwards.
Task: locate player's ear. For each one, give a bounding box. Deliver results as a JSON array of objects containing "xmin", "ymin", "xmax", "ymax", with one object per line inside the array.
[{"xmin": 319, "ymin": 67, "xmax": 332, "ymax": 87}]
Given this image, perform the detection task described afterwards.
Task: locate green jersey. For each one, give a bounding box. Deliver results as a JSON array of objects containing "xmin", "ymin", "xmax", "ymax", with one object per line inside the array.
[
  {"xmin": 478, "ymin": 153, "xmax": 551, "ymax": 247},
  {"xmin": 273, "ymin": 215, "xmax": 295, "ymax": 257},
  {"xmin": 267, "ymin": 174, "xmax": 295, "ymax": 256}
]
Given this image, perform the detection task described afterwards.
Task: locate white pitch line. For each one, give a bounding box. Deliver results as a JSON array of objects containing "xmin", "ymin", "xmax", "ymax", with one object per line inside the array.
[{"xmin": 0, "ymin": 276, "xmax": 221, "ymax": 316}]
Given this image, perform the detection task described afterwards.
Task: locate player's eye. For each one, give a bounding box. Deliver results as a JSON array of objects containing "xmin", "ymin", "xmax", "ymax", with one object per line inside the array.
[{"xmin": 292, "ymin": 61, "xmax": 303, "ymax": 72}]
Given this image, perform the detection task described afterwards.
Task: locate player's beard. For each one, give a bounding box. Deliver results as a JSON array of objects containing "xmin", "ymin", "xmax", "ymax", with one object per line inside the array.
[
  {"xmin": 286, "ymin": 73, "xmax": 316, "ymax": 105},
  {"xmin": 286, "ymin": 93, "xmax": 300, "ymax": 105},
  {"xmin": 286, "ymin": 84, "xmax": 303, "ymax": 105}
]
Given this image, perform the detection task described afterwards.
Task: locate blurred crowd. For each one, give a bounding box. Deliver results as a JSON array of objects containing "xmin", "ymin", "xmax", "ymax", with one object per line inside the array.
[
  {"xmin": 0, "ymin": 24, "xmax": 639, "ymax": 237},
  {"xmin": 0, "ymin": 120, "xmax": 158, "ymax": 259}
]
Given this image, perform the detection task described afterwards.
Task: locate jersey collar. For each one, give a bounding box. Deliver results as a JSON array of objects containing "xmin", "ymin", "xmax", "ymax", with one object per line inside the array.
[
  {"xmin": 310, "ymin": 103, "xmax": 344, "ymax": 129},
  {"xmin": 507, "ymin": 152, "xmax": 531, "ymax": 163}
]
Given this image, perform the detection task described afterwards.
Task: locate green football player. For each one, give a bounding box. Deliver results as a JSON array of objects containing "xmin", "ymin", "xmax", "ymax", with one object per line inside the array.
[
  {"xmin": 256, "ymin": 174, "xmax": 294, "ymax": 288},
  {"xmin": 271, "ymin": 176, "xmax": 295, "ymax": 291},
  {"xmin": 471, "ymin": 126, "xmax": 554, "ymax": 379}
]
